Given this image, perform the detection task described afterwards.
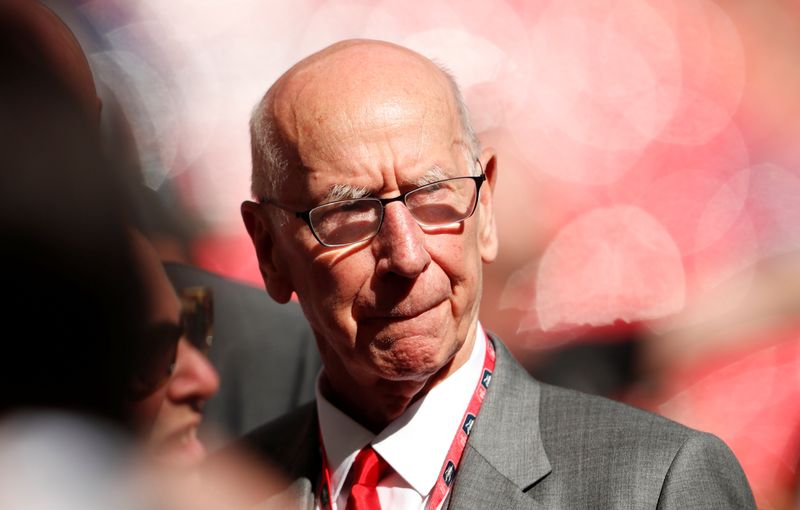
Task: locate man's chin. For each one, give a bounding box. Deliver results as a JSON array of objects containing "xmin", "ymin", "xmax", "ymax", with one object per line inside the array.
[{"xmin": 367, "ymin": 333, "xmax": 462, "ymax": 383}]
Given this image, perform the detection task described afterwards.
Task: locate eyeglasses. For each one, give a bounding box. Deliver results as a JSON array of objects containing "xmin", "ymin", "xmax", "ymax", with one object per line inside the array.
[
  {"xmin": 128, "ymin": 286, "xmax": 214, "ymax": 400},
  {"xmin": 261, "ymin": 167, "xmax": 486, "ymax": 247},
  {"xmin": 180, "ymin": 286, "xmax": 214, "ymax": 356}
]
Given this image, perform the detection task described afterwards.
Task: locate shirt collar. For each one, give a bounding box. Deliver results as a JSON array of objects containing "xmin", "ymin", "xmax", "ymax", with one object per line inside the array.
[{"xmin": 315, "ymin": 323, "xmax": 487, "ymax": 500}]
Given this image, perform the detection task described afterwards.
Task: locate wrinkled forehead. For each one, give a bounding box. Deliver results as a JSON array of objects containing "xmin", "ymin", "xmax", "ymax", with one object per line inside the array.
[{"xmin": 272, "ymin": 45, "xmax": 465, "ymax": 199}]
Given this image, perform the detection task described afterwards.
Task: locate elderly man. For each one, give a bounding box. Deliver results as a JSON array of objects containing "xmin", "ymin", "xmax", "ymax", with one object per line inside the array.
[{"xmin": 240, "ymin": 40, "xmax": 754, "ymax": 509}]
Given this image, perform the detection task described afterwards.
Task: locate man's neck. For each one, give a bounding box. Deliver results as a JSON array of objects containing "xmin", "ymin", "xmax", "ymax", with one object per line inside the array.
[
  {"xmin": 319, "ymin": 326, "xmax": 478, "ymax": 434},
  {"xmin": 319, "ymin": 370, "xmax": 434, "ymax": 434}
]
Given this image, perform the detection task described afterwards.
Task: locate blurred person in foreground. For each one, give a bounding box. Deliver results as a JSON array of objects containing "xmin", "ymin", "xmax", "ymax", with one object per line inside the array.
[
  {"xmin": 0, "ymin": 0, "xmax": 220, "ymax": 463},
  {"xmin": 128, "ymin": 233, "xmax": 300, "ymax": 508},
  {"xmin": 0, "ymin": 4, "xmax": 312, "ymax": 478},
  {"xmin": 128, "ymin": 231, "xmax": 221, "ymax": 467},
  {"xmin": 0, "ymin": 5, "xmax": 289, "ymax": 508},
  {"xmin": 161, "ymin": 257, "xmax": 320, "ymax": 441},
  {"xmin": 0, "ymin": 0, "xmax": 143, "ymax": 425},
  {"xmin": 238, "ymin": 39, "xmax": 755, "ymax": 509},
  {"xmin": 0, "ymin": 3, "xmax": 153, "ymax": 508}
]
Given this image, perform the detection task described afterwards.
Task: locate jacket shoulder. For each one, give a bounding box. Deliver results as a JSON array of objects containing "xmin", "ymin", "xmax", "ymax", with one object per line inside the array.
[
  {"xmin": 538, "ymin": 382, "xmax": 693, "ymax": 446},
  {"xmin": 534, "ymin": 384, "xmax": 754, "ymax": 508},
  {"xmin": 537, "ymin": 382, "xmax": 696, "ymax": 478}
]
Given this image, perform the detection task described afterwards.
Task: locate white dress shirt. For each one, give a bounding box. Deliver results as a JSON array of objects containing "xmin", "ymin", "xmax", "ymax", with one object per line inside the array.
[{"xmin": 316, "ymin": 323, "xmax": 487, "ymax": 510}]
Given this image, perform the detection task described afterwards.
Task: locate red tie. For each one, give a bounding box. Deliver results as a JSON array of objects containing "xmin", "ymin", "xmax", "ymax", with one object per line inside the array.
[{"xmin": 346, "ymin": 446, "xmax": 390, "ymax": 510}]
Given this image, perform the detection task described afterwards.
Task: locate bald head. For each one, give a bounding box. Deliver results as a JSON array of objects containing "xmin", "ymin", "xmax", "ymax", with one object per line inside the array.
[{"xmin": 250, "ymin": 40, "xmax": 479, "ymax": 200}]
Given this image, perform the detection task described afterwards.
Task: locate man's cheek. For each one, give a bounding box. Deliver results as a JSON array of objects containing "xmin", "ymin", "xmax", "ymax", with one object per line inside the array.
[
  {"xmin": 432, "ymin": 239, "xmax": 473, "ymax": 279},
  {"xmin": 306, "ymin": 264, "xmax": 359, "ymax": 313}
]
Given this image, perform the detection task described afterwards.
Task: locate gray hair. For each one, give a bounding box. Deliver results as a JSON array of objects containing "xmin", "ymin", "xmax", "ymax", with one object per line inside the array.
[
  {"xmin": 249, "ymin": 93, "xmax": 288, "ymax": 200},
  {"xmin": 435, "ymin": 62, "xmax": 482, "ymax": 176},
  {"xmin": 249, "ymin": 63, "xmax": 481, "ymax": 201}
]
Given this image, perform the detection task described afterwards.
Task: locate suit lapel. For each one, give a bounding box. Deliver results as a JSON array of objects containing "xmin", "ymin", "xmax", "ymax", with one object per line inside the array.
[
  {"xmin": 447, "ymin": 335, "xmax": 552, "ymax": 509},
  {"xmin": 260, "ymin": 403, "xmax": 322, "ymax": 489}
]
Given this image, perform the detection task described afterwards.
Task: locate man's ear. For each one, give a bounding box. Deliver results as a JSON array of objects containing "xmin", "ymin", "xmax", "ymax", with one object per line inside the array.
[
  {"xmin": 477, "ymin": 149, "xmax": 498, "ymax": 264},
  {"xmin": 241, "ymin": 201, "xmax": 294, "ymax": 303}
]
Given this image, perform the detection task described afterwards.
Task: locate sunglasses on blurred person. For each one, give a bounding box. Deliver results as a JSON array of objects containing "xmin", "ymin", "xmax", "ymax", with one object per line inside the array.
[{"xmin": 129, "ymin": 287, "xmax": 213, "ymax": 400}]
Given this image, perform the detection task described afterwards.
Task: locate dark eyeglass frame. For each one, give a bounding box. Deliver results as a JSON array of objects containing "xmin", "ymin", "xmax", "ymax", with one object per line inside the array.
[{"xmin": 260, "ymin": 161, "xmax": 486, "ymax": 247}]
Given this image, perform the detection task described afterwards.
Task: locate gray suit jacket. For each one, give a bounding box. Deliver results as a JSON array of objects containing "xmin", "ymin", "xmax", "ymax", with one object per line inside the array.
[{"xmin": 241, "ymin": 336, "xmax": 755, "ymax": 509}]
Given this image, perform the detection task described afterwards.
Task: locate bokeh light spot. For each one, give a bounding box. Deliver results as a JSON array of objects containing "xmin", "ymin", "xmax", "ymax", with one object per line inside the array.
[{"xmin": 536, "ymin": 205, "xmax": 685, "ymax": 331}]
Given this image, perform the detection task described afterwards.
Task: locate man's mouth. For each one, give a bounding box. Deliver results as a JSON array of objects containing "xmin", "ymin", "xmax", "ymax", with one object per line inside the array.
[{"xmin": 360, "ymin": 296, "xmax": 447, "ymax": 321}]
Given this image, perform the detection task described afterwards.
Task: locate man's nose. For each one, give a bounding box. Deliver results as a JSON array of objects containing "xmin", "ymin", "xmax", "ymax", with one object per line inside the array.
[
  {"xmin": 167, "ymin": 339, "xmax": 220, "ymax": 404},
  {"xmin": 373, "ymin": 201, "xmax": 431, "ymax": 278}
]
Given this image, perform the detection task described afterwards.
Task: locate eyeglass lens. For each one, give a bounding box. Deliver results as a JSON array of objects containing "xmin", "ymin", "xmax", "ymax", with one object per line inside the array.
[
  {"xmin": 308, "ymin": 176, "xmax": 480, "ymax": 246},
  {"xmin": 129, "ymin": 322, "xmax": 181, "ymax": 399}
]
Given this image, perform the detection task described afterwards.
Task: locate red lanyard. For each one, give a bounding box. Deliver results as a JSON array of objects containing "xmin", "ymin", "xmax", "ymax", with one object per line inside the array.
[{"xmin": 316, "ymin": 333, "xmax": 496, "ymax": 510}]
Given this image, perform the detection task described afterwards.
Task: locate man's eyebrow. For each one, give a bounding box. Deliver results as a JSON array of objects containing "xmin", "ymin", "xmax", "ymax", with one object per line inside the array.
[
  {"xmin": 414, "ymin": 165, "xmax": 450, "ymax": 186},
  {"xmin": 321, "ymin": 165, "xmax": 451, "ymax": 203},
  {"xmin": 323, "ymin": 183, "xmax": 371, "ymax": 202}
]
